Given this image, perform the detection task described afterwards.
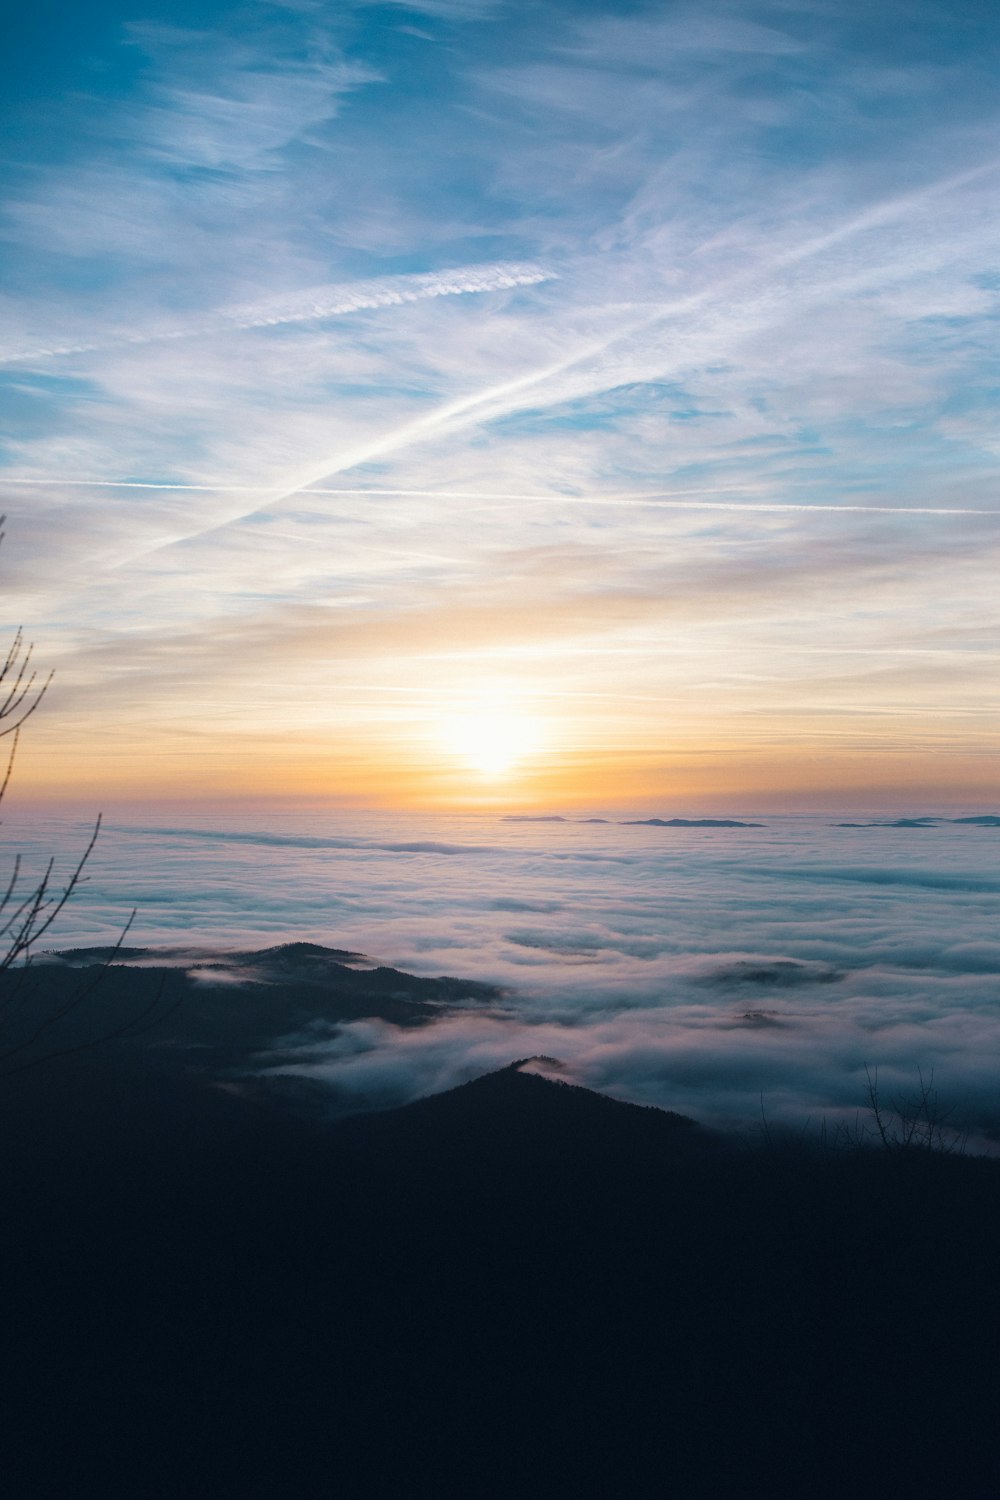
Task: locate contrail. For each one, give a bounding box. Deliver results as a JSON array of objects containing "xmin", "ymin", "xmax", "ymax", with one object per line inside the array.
[
  {"xmin": 302, "ymin": 490, "xmax": 1000, "ymax": 516},
  {"xmin": 0, "ymin": 479, "xmax": 267, "ymax": 492},
  {"xmin": 0, "ymin": 260, "xmax": 555, "ymax": 365},
  {"xmin": 2, "ymin": 477, "xmax": 997, "ymax": 516},
  {"xmin": 6, "ymin": 157, "xmax": 1000, "ymax": 554},
  {"xmin": 130, "ymin": 153, "xmax": 1000, "ymax": 553}
]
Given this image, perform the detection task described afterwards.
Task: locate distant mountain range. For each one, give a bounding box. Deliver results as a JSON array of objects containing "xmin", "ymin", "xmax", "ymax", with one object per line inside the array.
[
  {"xmin": 502, "ymin": 815, "xmax": 762, "ymax": 826},
  {"xmin": 503, "ymin": 812, "xmax": 1000, "ymax": 829},
  {"xmin": 837, "ymin": 815, "xmax": 1000, "ymax": 827},
  {"xmin": 620, "ymin": 816, "xmax": 763, "ymax": 827}
]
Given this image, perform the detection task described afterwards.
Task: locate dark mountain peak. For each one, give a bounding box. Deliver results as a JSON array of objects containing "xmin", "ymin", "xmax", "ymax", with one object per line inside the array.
[
  {"xmin": 229, "ymin": 941, "xmax": 368, "ymax": 968},
  {"xmin": 342, "ymin": 1062, "xmax": 710, "ymax": 1167},
  {"xmin": 705, "ymin": 958, "xmax": 843, "ymax": 988},
  {"xmin": 41, "ymin": 940, "xmax": 369, "ymax": 971},
  {"xmin": 45, "ymin": 944, "xmax": 156, "ymax": 966}
]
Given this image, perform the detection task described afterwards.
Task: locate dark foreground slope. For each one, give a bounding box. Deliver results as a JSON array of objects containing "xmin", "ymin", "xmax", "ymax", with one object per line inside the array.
[{"xmin": 0, "ymin": 952, "xmax": 998, "ymax": 1500}]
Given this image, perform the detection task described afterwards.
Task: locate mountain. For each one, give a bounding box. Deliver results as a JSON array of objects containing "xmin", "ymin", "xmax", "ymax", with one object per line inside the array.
[
  {"xmin": 837, "ymin": 816, "xmax": 940, "ymax": 827},
  {"xmin": 1, "ymin": 951, "xmax": 998, "ymax": 1499},
  {"xmin": 499, "ymin": 815, "xmax": 762, "ymax": 827},
  {"xmin": 837, "ymin": 814, "xmax": 1000, "ymax": 827},
  {"xmin": 1, "ymin": 941, "xmax": 499, "ymax": 1080},
  {"xmin": 336, "ymin": 1058, "xmax": 713, "ymax": 1175},
  {"xmin": 620, "ymin": 816, "xmax": 762, "ymax": 827}
]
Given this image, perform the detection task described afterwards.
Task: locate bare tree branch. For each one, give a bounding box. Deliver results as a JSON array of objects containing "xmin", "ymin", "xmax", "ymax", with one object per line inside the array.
[{"xmin": 0, "ymin": 522, "xmax": 150, "ymax": 1072}]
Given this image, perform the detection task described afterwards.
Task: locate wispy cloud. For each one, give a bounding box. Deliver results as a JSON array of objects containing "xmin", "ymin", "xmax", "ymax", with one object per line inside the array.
[
  {"xmin": 4, "ymin": 0, "xmax": 999, "ymax": 1157},
  {"xmin": 2, "ymin": 0, "xmax": 1000, "ymax": 805},
  {"xmin": 358, "ymin": 0, "xmax": 502, "ymax": 18},
  {"xmin": 0, "ymin": 261, "xmax": 554, "ymax": 365}
]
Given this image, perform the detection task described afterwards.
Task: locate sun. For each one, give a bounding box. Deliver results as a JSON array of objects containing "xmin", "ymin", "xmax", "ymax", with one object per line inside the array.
[{"xmin": 442, "ymin": 705, "xmax": 544, "ymax": 778}]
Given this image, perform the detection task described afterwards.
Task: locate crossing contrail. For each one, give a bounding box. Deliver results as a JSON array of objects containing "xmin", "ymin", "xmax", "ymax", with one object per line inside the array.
[{"xmin": 2, "ymin": 477, "xmax": 997, "ymax": 516}]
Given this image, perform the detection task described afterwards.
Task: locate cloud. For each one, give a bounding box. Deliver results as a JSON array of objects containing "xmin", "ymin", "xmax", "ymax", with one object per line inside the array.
[
  {"xmin": 566, "ymin": 13, "xmax": 807, "ymax": 62},
  {"xmin": 263, "ymin": 992, "xmax": 1000, "ymax": 1151},
  {"xmin": 358, "ymin": 0, "xmax": 501, "ymax": 18},
  {"xmin": 2, "ymin": 2, "xmax": 999, "ymax": 1153},
  {"xmin": 8, "ymin": 809, "xmax": 999, "ymax": 1148},
  {"xmin": 700, "ymin": 958, "xmax": 843, "ymax": 987},
  {"xmin": 0, "ymin": 262, "xmax": 554, "ymax": 366},
  {"xmin": 744, "ymin": 863, "xmax": 1000, "ymax": 894},
  {"xmin": 112, "ymin": 825, "xmax": 504, "ymax": 857},
  {"xmin": 2, "ymin": 0, "xmax": 1000, "ymax": 814}
]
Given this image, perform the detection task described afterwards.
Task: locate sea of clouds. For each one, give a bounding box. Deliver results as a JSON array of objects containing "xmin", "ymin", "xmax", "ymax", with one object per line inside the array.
[{"xmin": 7, "ymin": 806, "xmax": 1000, "ymax": 1147}]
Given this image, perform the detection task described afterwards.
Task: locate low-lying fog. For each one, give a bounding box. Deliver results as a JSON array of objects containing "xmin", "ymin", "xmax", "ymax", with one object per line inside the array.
[{"xmin": 10, "ymin": 807, "xmax": 1000, "ymax": 1146}]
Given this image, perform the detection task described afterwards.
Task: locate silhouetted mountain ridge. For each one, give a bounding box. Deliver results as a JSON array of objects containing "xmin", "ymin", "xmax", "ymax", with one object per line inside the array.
[
  {"xmin": 621, "ymin": 816, "xmax": 763, "ymax": 827},
  {"xmin": 837, "ymin": 814, "xmax": 1000, "ymax": 827},
  {"xmin": 339, "ymin": 1059, "xmax": 708, "ymax": 1166},
  {"xmin": 501, "ymin": 814, "xmax": 763, "ymax": 827},
  {"xmin": 3, "ymin": 943, "xmax": 501, "ymax": 1082}
]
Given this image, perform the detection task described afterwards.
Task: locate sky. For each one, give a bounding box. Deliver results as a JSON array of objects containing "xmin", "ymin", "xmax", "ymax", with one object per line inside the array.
[{"xmin": 2, "ymin": 0, "xmax": 1000, "ymax": 811}]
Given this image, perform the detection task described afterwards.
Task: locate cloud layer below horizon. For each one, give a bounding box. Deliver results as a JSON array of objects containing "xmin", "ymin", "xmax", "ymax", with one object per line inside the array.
[{"xmin": 14, "ymin": 807, "xmax": 1000, "ymax": 1149}]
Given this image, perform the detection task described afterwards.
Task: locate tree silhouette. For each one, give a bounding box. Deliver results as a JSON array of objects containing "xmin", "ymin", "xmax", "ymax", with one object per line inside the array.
[
  {"xmin": 0, "ymin": 521, "xmax": 170, "ymax": 1075},
  {"xmin": 0, "ymin": 620, "xmax": 102, "ymax": 970}
]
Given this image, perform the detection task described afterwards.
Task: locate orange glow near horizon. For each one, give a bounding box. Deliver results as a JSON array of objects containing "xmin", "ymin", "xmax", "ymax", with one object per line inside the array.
[
  {"xmin": 4, "ymin": 3, "xmax": 1000, "ymax": 827},
  {"xmin": 3, "ymin": 486, "xmax": 997, "ymax": 819},
  {"xmin": 8, "ymin": 697, "xmax": 999, "ymax": 816}
]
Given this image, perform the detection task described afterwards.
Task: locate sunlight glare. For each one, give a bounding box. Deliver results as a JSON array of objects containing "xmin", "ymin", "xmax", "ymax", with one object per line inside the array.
[{"xmin": 442, "ymin": 705, "xmax": 544, "ymax": 778}]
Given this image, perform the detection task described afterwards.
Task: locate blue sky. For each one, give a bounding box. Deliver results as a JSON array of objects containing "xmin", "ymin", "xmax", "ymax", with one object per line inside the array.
[{"xmin": 2, "ymin": 0, "xmax": 1000, "ymax": 807}]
